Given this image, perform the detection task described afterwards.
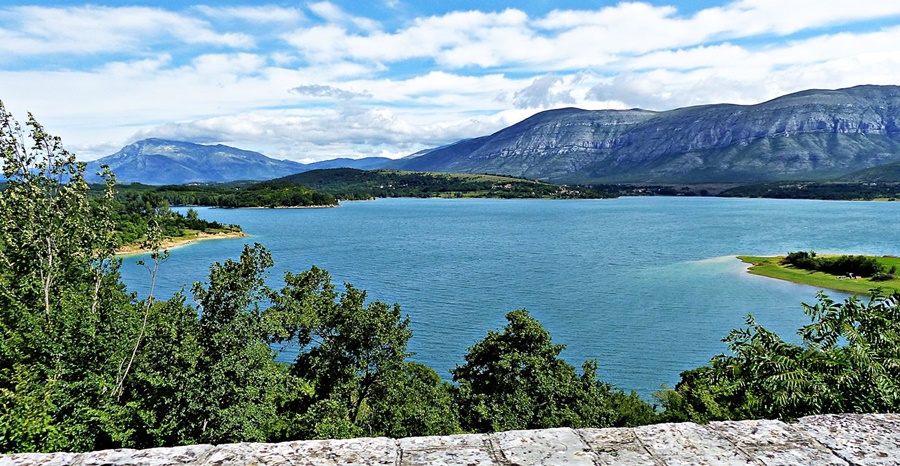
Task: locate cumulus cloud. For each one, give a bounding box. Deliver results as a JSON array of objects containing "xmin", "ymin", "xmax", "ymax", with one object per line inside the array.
[
  {"xmin": 129, "ymin": 107, "xmax": 415, "ymax": 153},
  {"xmin": 194, "ymin": 5, "xmax": 304, "ymax": 23},
  {"xmin": 308, "ymin": 1, "xmax": 380, "ymax": 31},
  {"xmin": 125, "ymin": 104, "xmax": 531, "ymax": 162},
  {"xmin": 0, "ymin": 6, "xmax": 253, "ymax": 56},
  {"xmin": 4, "ymin": 1, "xmax": 900, "ymax": 162},
  {"xmin": 282, "ymin": 9, "xmax": 537, "ymax": 67},
  {"xmin": 290, "ymin": 84, "xmax": 372, "ymax": 100},
  {"xmin": 586, "ymin": 74, "xmax": 670, "ymax": 110},
  {"xmin": 508, "ymin": 75, "xmax": 576, "ymax": 109}
]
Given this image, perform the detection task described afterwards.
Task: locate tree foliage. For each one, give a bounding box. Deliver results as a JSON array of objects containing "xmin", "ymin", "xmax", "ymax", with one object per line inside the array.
[
  {"xmin": 267, "ymin": 266, "xmax": 459, "ymax": 439},
  {"xmin": 658, "ymin": 291, "xmax": 900, "ymax": 422},
  {"xmin": 719, "ymin": 181, "xmax": 900, "ymax": 200},
  {"xmin": 782, "ymin": 250, "xmax": 885, "ymax": 278},
  {"xmin": 110, "ymin": 191, "xmax": 240, "ymax": 247},
  {"xmin": 108, "ymin": 181, "xmax": 337, "ymax": 210},
  {"xmin": 272, "ymin": 168, "xmax": 614, "ymax": 200},
  {"xmin": 0, "ymin": 100, "xmax": 126, "ymax": 452},
  {"xmin": 0, "ymin": 104, "xmax": 466, "ymax": 453},
  {"xmin": 452, "ymin": 309, "xmax": 656, "ymax": 432}
]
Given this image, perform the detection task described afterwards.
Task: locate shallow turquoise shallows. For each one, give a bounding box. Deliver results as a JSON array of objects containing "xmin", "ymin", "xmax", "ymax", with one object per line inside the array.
[{"xmin": 119, "ymin": 197, "xmax": 898, "ymax": 399}]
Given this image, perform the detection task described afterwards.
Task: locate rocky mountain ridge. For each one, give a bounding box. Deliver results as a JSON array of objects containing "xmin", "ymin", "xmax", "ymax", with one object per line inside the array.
[
  {"xmin": 88, "ymin": 85, "xmax": 900, "ymax": 185},
  {"xmin": 394, "ymin": 85, "xmax": 900, "ymax": 183},
  {"xmin": 86, "ymin": 139, "xmax": 305, "ymax": 185}
]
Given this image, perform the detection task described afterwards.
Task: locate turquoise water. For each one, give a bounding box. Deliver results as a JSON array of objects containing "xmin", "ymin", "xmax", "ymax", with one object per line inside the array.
[{"xmin": 119, "ymin": 197, "xmax": 899, "ymax": 399}]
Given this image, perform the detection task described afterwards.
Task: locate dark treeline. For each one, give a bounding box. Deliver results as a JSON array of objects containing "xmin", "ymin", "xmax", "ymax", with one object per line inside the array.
[
  {"xmin": 3, "ymin": 104, "xmax": 900, "ymax": 454},
  {"xmin": 719, "ymin": 181, "xmax": 900, "ymax": 200},
  {"xmin": 109, "ymin": 181, "xmax": 338, "ymax": 209},
  {"xmin": 274, "ymin": 168, "xmax": 615, "ymax": 200},
  {"xmin": 781, "ymin": 251, "xmax": 896, "ymax": 281}
]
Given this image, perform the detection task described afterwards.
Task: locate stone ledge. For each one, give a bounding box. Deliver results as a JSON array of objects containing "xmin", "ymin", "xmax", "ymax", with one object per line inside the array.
[{"xmin": 2, "ymin": 413, "xmax": 898, "ymax": 465}]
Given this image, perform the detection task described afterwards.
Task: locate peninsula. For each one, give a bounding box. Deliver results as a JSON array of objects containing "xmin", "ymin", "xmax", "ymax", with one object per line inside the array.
[
  {"xmin": 114, "ymin": 230, "xmax": 249, "ymax": 256},
  {"xmin": 738, "ymin": 253, "xmax": 900, "ymax": 294}
]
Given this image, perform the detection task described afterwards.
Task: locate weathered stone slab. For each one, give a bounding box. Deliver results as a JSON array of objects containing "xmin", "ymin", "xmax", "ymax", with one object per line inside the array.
[
  {"xmin": 578, "ymin": 427, "xmax": 660, "ymax": 465},
  {"xmin": 492, "ymin": 428, "xmax": 596, "ymax": 466},
  {"xmin": 711, "ymin": 419, "xmax": 847, "ymax": 466},
  {"xmin": 796, "ymin": 413, "xmax": 900, "ymax": 466},
  {"xmin": 202, "ymin": 441, "xmax": 299, "ymax": 465},
  {"xmin": 632, "ymin": 422, "xmax": 754, "ymax": 465},
  {"xmin": 0, "ymin": 452, "xmax": 80, "ymax": 466},
  {"xmin": 399, "ymin": 434, "xmax": 494, "ymax": 466},
  {"xmin": 78, "ymin": 444, "xmax": 213, "ymax": 466},
  {"xmin": 0, "ymin": 444, "xmax": 216, "ymax": 466},
  {"xmin": 4, "ymin": 415, "xmax": 900, "ymax": 466},
  {"xmin": 284, "ymin": 437, "xmax": 397, "ymax": 466}
]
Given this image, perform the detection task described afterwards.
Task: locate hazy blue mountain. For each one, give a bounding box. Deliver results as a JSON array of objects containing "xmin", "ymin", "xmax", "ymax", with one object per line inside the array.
[
  {"xmin": 86, "ymin": 139, "xmax": 306, "ymax": 185},
  {"xmin": 86, "ymin": 139, "xmax": 393, "ymax": 185},
  {"xmin": 395, "ymin": 85, "xmax": 900, "ymax": 183}
]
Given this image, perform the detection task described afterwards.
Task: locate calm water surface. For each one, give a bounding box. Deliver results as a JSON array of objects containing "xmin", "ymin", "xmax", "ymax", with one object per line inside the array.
[{"xmin": 120, "ymin": 197, "xmax": 900, "ymax": 399}]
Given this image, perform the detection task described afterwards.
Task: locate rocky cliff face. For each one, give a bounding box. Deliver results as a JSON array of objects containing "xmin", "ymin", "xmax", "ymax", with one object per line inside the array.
[{"xmin": 396, "ymin": 85, "xmax": 900, "ymax": 183}]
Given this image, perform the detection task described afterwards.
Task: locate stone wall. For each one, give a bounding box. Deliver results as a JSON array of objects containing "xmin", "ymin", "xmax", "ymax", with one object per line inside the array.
[{"xmin": 3, "ymin": 413, "xmax": 899, "ymax": 465}]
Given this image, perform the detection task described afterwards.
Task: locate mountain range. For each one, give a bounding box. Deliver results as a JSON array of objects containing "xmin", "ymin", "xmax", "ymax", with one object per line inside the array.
[
  {"xmin": 85, "ymin": 139, "xmax": 391, "ymax": 185},
  {"xmin": 88, "ymin": 85, "xmax": 900, "ymax": 185},
  {"xmin": 393, "ymin": 85, "xmax": 900, "ymax": 183}
]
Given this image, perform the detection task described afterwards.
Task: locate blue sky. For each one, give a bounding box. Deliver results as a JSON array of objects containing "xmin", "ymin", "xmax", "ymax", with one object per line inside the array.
[{"xmin": 2, "ymin": 1, "xmax": 900, "ymax": 162}]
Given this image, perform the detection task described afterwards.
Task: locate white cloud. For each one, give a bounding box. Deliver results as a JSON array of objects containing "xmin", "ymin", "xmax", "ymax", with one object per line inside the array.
[
  {"xmin": 308, "ymin": 1, "xmax": 381, "ymax": 31},
  {"xmin": 191, "ymin": 53, "xmax": 268, "ymax": 75},
  {"xmin": 2, "ymin": 1, "xmax": 900, "ymax": 162},
  {"xmin": 195, "ymin": 5, "xmax": 304, "ymax": 24},
  {"xmin": 124, "ymin": 103, "xmax": 539, "ymax": 162},
  {"xmin": 0, "ymin": 6, "xmax": 253, "ymax": 56},
  {"xmin": 508, "ymin": 75, "xmax": 576, "ymax": 109},
  {"xmin": 283, "ymin": 9, "xmax": 537, "ymax": 67},
  {"xmin": 587, "ymin": 73, "xmax": 669, "ymax": 110},
  {"xmin": 538, "ymin": 1, "xmax": 900, "ymax": 54},
  {"xmin": 290, "ymin": 84, "xmax": 372, "ymax": 100}
]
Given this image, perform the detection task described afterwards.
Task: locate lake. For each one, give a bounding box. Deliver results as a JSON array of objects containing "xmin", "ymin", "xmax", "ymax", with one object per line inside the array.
[{"xmin": 119, "ymin": 197, "xmax": 899, "ymax": 400}]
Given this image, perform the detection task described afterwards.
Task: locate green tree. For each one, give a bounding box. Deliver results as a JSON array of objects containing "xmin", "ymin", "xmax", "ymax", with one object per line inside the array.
[
  {"xmin": 0, "ymin": 103, "xmax": 459, "ymax": 452},
  {"xmin": 363, "ymin": 361, "xmax": 460, "ymax": 438},
  {"xmin": 267, "ymin": 266, "xmax": 459, "ymax": 439},
  {"xmin": 189, "ymin": 244, "xmax": 284, "ymax": 444},
  {"xmin": 659, "ymin": 291, "xmax": 900, "ymax": 422},
  {"xmin": 0, "ymin": 101, "xmax": 131, "ymax": 452},
  {"xmin": 452, "ymin": 309, "xmax": 655, "ymax": 433}
]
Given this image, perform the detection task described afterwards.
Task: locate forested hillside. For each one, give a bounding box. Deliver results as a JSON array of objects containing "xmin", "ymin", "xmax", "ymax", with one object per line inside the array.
[
  {"xmin": 110, "ymin": 181, "xmax": 337, "ymax": 209},
  {"xmin": 272, "ymin": 168, "xmax": 613, "ymax": 199}
]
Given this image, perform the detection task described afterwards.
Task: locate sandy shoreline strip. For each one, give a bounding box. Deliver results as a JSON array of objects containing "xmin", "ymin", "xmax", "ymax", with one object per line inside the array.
[{"xmin": 115, "ymin": 231, "xmax": 249, "ymax": 256}]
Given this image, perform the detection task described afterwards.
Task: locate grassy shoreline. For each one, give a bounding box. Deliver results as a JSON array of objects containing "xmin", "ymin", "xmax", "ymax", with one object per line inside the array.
[
  {"xmin": 738, "ymin": 254, "xmax": 900, "ymax": 295},
  {"xmin": 115, "ymin": 230, "xmax": 249, "ymax": 256}
]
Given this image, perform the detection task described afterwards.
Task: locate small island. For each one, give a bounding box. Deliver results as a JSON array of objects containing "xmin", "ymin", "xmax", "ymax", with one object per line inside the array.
[{"xmin": 739, "ymin": 251, "xmax": 900, "ymax": 294}]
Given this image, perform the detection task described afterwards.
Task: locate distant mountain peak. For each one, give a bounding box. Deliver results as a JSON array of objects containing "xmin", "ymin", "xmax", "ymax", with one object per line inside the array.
[
  {"xmin": 87, "ymin": 138, "xmax": 397, "ymax": 185},
  {"xmin": 86, "ymin": 139, "xmax": 306, "ymax": 185}
]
